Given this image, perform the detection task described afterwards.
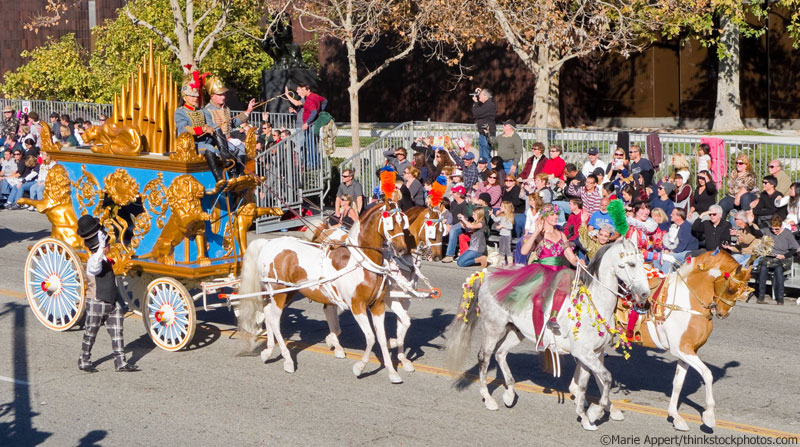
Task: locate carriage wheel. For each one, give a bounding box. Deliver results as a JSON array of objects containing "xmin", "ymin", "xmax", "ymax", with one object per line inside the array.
[
  {"xmin": 24, "ymin": 238, "xmax": 87, "ymax": 331},
  {"xmin": 143, "ymin": 277, "xmax": 196, "ymax": 351}
]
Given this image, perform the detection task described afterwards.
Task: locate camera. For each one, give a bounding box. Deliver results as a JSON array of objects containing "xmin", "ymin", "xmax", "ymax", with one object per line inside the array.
[{"xmin": 469, "ymin": 88, "xmax": 482, "ymax": 97}]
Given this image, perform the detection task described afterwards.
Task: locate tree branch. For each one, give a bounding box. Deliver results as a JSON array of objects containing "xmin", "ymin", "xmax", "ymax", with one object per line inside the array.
[
  {"xmin": 195, "ymin": 1, "xmax": 231, "ymax": 63},
  {"xmin": 125, "ymin": 5, "xmax": 181, "ymax": 59},
  {"xmin": 355, "ymin": 25, "xmax": 418, "ymax": 89}
]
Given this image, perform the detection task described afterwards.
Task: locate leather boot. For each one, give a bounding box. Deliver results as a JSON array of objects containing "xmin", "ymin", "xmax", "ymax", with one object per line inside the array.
[
  {"xmin": 205, "ymin": 151, "xmax": 226, "ymax": 183},
  {"xmin": 213, "ymin": 129, "xmax": 234, "ymax": 159}
]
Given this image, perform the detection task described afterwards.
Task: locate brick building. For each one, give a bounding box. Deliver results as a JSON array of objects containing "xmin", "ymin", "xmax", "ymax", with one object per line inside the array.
[{"xmin": 0, "ymin": 0, "xmax": 124, "ymax": 77}]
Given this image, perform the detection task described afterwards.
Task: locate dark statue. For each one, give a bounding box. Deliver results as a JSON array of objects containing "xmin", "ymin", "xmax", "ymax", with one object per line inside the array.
[{"xmin": 260, "ymin": 15, "xmax": 307, "ymax": 70}]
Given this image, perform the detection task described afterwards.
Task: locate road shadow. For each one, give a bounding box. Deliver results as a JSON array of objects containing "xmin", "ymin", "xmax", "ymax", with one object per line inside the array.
[
  {"xmin": 0, "ymin": 227, "xmax": 49, "ymax": 249},
  {"xmin": 0, "ymin": 302, "xmax": 52, "ymax": 446},
  {"xmin": 385, "ymin": 307, "xmax": 451, "ymax": 362},
  {"xmin": 77, "ymin": 430, "xmax": 108, "ymax": 447},
  {"xmin": 92, "ymin": 331, "xmax": 157, "ymax": 368}
]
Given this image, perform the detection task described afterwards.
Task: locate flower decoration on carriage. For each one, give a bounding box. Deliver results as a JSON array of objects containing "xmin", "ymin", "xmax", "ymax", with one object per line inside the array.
[
  {"xmin": 379, "ymin": 165, "xmax": 397, "ymax": 198},
  {"xmin": 429, "ymin": 175, "xmax": 447, "ymax": 208}
]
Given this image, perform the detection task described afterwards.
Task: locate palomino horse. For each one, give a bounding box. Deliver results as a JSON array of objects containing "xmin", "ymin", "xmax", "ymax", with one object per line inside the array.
[
  {"xmin": 447, "ymin": 239, "xmax": 651, "ymax": 430},
  {"xmin": 236, "ymin": 201, "xmax": 411, "ymax": 383},
  {"xmin": 621, "ymin": 250, "xmax": 751, "ymax": 431}
]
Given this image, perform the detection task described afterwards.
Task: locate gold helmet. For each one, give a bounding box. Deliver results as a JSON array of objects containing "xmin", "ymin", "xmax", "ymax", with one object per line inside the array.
[
  {"xmin": 180, "ymin": 75, "xmax": 200, "ymax": 98},
  {"xmin": 204, "ymin": 76, "xmax": 228, "ymax": 95}
]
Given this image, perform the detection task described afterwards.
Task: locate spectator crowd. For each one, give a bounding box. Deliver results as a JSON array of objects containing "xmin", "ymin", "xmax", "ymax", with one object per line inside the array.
[{"xmin": 335, "ymin": 103, "xmax": 799, "ymax": 306}]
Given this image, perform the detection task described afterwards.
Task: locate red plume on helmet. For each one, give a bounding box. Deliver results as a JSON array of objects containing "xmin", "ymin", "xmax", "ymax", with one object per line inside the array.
[
  {"xmin": 380, "ymin": 165, "xmax": 396, "ymax": 199},
  {"xmin": 429, "ymin": 175, "xmax": 447, "ymax": 207}
]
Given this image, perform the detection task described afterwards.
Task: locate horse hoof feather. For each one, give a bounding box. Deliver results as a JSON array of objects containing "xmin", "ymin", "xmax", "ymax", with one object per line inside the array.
[
  {"xmin": 610, "ymin": 409, "xmax": 625, "ymax": 421},
  {"xmin": 672, "ymin": 418, "xmax": 689, "ymax": 431},
  {"xmin": 484, "ymin": 398, "xmax": 499, "ymax": 411},
  {"xmin": 283, "ymin": 360, "xmax": 295, "ymax": 373},
  {"xmin": 389, "ymin": 373, "xmax": 403, "ymax": 384},
  {"xmin": 581, "ymin": 419, "xmax": 598, "ymax": 431},
  {"xmin": 352, "ymin": 361, "xmax": 365, "ymax": 377},
  {"xmin": 334, "ymin": 348, "xmax": 346, "ymax": 359}
]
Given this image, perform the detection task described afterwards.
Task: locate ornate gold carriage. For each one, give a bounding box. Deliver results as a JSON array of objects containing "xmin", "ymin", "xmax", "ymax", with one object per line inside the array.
[{"xmin": 21, "ymin": 43, "xmax": 277, "ymax": 351}]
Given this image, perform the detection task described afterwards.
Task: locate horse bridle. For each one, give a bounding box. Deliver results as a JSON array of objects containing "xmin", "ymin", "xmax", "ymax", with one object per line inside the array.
[
  {"xmin": 615, "ymin": 241, "xmax": 650, "ymax": 301},
  {"xmin": 416, "ymin": 209, "xmax": 445, "ymax": 250},
  {"xmin": 378, "ymin": 206, "xmax": 409, "ymax": 243}
]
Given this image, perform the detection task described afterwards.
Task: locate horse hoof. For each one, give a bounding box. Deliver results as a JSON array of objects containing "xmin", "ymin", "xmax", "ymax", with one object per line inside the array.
[
  {"xmin": 388, "ymin": 338, "xmax": 399, "ymax": 349},
  {"xmin": 324, "ymin": 334, "xmax": 335, "ymax": 348},
  {"xmin": 610, "ymin": 409, "xmax": 625, "ymax": 421},
  {"xmin": 259, "ymin": 348, "xmax": 272, "ymax": 362},
  {"xmin": 587, "ymin": 404, "xmax": 604, "ymax": 423},
  {"xmin": 702, "ymin": 411, "xmax": 716, "ymax": 428},
  {"xmin": 503, "ymin": 390, "xmax": 516, "ymax": 407},
  {"xmin": 400, "ymin": 360, "xmax": 415, "ymax": 373},
  {"xmin": 334, "ymin": 348, "xmax": 346, "ymax": 359},
  {"xmin": 352, "ymin": 361, "xmax": 365, "ymax": 377},
  {"xmin": 484, "ymin": 398, "xmax": 499, "ymax": 411},
  {"xmin": 581, "ymin": 419, "xmax": 598, "ymax": 431},
  {"xmin": 389, "ymin": 373, "xmax": 403, "ymax": 384},
  {"xmin": 283, "ymin": 360, "xmax": 295, "ymax": 373},
  {"xmin": 672, "ymin": 417, "xmax": 689, "ymax": 431}
]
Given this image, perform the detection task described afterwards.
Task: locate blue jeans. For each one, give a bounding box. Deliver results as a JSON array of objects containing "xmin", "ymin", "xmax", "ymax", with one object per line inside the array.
[
  {"xmin": 445, "ymin": 223, "xmax": 464, "ymax": 257},
  {"xmin": 0, "ymin": 178, "xmax": 12, "ymax": 196},
  {"xmin": 30, "ymin": 181, "xmax": 44, "ymax": 200},
  {"xmin": 513, "ymin": 237, "xmax": 529, "ymax": 264},
  {"xmin": 758, "ymin": 261, "xmax": 785, "ymax": 302},
  {"xmin": 8, "ymin": 181, "xmax": 33, "ymax": 205},
  {"xmin": 503, "ymin": 160, "xmax": 514, "ymax": 174},
  {"xmin": 513, "ymin": 213, "xmax": 526, "ymax": 238},
  {"xmin": 457, "ymin": 250, "xmax": 482, "ymax": 267},
  {"xmin": 303, "ymin": 131, "xmax": 320, "ymax": 169},
  {"xmin": 731, "ymin": 253, "xmax": 751, "ymax": 266},
  {"xmin": 478, "ymin": 134, "xmax": 491, "ymax": 162},
  {"xmin": 656, "ymin": 250, "xmax": 690, "ymax": 274}
]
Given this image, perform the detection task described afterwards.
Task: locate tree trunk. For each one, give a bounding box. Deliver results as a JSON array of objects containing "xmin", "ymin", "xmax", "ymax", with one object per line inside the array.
[
  {"xmin": 528, "ymin": 46, "xmax": 562, "ymax": 129},
  {"xmin": 712, "ymin": 14, "xmax": 744, "ymax": 132},
  {"xmin": 346, "ymin": 38, "xmax": 361, "ymax": 154}
]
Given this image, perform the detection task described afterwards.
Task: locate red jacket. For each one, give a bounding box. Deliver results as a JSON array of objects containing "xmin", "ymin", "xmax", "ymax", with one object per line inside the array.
[
  {"xmin": 302, "ymin": 92, "xmax": 326, "ymax": 124},
  {"xmin": 542, "ymin": 156, "xmax": 566, "ymax": 180},
  {"xmin": 519, "ymin": 155, "xmax": 547, "ymax": 179},
  {"xmin": 564, "ymin": 212, "xmax": 582, "ymax": 241}
]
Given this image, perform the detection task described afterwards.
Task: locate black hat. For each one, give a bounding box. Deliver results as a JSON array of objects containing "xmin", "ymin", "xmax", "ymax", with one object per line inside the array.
[
  {"xmin": 478, "ymin": 192, "xmax": 492, "ymax": 205},
  {"xmin": 503, "ymin": 119, "xmax": 516, "ymax": 127},
  {"xmin": 588, "ymin": 147, "xmax": 599, "ymax": 155},
  {"xmin": 77, "ymin": 215, "xmax": 102, "ymax": 251}
]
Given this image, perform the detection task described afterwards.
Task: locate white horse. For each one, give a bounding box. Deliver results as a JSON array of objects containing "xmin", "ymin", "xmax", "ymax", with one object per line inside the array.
[{"xmin": 446, "ymin": 239, "xmax": 651, "ymax": 430}]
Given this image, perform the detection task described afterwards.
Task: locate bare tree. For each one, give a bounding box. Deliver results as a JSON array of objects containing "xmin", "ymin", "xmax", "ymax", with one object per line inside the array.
[
  {"xmin": 485, "ymin": 0, "xmax": 663, "ymax": 128},
  {"xmin": 294, "ymin": 0, "xmax": 419, "ymax": 151}
]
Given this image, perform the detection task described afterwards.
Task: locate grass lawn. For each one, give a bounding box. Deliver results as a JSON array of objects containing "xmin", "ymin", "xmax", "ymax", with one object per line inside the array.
[{"xmin": 703, "ymin": 130, "xmax": 775, "ymax": 136}]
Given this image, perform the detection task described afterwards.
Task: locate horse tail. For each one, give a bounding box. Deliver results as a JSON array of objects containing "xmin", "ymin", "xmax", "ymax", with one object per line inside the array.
[
  {"xmin": 236, "ymin": 238, "xmax": 268, "ymax": 338},
  {"xmin": 445, "ymin": 271, "xmax": 485, "ymax": 373}
]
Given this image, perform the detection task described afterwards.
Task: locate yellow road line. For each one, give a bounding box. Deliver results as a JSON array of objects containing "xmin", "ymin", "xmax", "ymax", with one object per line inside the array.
[{"xmin": 3, "ymin": 287, "xmax": 798, "ymax": 438}]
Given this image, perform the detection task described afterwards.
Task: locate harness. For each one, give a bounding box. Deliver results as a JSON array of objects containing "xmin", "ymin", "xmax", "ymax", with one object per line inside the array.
[{"xmin": 416, "ymin": 209, "xmax": 445, "ymax": 251}]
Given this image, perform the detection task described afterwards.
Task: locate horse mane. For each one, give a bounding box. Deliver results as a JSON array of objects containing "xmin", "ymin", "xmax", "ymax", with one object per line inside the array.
[{"xmin": 585, "ymin": 242, "xmax": 616, "ymax": 284}]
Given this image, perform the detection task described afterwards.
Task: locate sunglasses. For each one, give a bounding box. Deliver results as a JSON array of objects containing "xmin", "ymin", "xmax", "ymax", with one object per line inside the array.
[
  {"xmin": 614, "ymin": 153, "xmax": 624, "ymax": 157},
  {"xmin": 488, "ymin": 176, "xmax": 497, "ymax": 179},
  {"xmin": 736, "ymin": 161, "xmax": 745, "ymax": 165},
  {"xmin": 769, "ymin": 165, "xmax": 778, "ymax": 169},
  {"xmin": 504, "ymin": 179, "xmax": 514, "ymax": 183},
  {"xmin": 708, "ymin": 213, "xmax": 718, "ymax": 216},
  {"xmin": 342, "ymin": 175, "xmax": 352, "ymax": 178},
  {"xmin": 763, "ymin": 181, "xmax": 770, "ymax": 184},
  {"xmin": 772, "ymin": 227, "xmax": 782, "ymax": 232}
]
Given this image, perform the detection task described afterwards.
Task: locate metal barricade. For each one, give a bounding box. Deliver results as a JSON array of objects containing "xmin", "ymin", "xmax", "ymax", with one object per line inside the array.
[{"xmin": 253, "ymin": 127, "xmax": 330, "ymax": 233}]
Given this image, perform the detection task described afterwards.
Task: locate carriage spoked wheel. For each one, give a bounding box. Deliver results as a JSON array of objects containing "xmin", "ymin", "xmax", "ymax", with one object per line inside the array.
[
  {"xmin": 143, "ymin": 277, "xmax": 196, "ymax": 351},
  {"xmin": 24, "ymin": 238, "xmax": 87, "ymax": 331}
]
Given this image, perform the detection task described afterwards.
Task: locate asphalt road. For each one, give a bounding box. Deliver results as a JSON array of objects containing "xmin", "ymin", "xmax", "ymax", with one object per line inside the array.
[{"xmin": 1, "ymin": 211, "xmax": 799, "ymax": 446}]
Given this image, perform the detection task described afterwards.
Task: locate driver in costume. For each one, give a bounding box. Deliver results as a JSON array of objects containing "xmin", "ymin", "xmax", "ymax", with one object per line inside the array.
[
  {"xmin": 203, "ymin": 76, "xmax": 256, "ymax": 177},
  {"xmin": 174, "ymin": 71, "xmax": 230, "ymax": 182}
]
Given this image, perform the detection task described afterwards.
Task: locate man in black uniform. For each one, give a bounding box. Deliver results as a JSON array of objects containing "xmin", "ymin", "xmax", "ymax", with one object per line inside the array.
[{"xmin": 77, "ymin": 215, "xmax": 140, "ymax": 373}]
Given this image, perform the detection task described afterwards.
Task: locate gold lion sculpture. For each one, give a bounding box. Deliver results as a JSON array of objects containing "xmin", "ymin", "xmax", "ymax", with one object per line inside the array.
[
  {"xmin": 139, "ymin": 175, "xmax": 210, "ymax": 265},
  {"xmin": 18, "ymin": 165, "xmax": 82, "ymax": 249},
  {"xmin": 84, "ymin": 122, "xmax": 143, "ymax": 156},
  {"xmin": 169, "ymin": 132, "xmax": 205, "ymax": 163}
]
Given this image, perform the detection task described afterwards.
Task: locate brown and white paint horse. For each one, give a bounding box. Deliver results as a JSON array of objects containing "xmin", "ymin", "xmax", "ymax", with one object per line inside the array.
[
  {"xmin": 237, "ymin": 201, "xmax": 410, "ymax": 383},
  {"xmin": 621, "ymin": 251, "xmax": 751, "ymax": 431}
]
